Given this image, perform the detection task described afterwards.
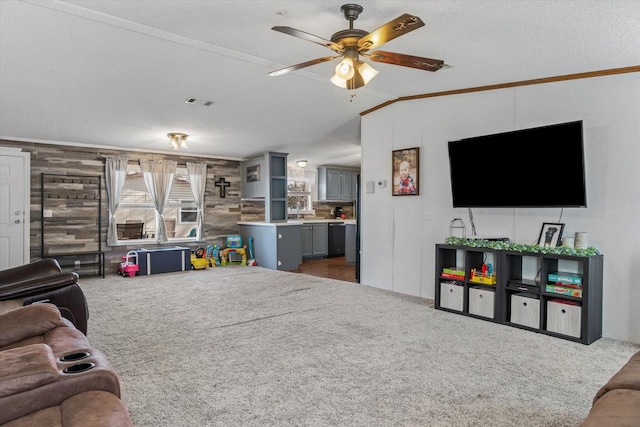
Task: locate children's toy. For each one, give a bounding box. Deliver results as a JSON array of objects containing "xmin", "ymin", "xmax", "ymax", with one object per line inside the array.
[
  {"xmin": 206, "ymin": 244, "xmax": 221, "ymax": 267},
  {"xmin": 220, "ymin": 235, "xmax": 247, "ymax": 266},
  {"xmin": 118, "ymin": 251, "xmax": 139, "ymax": 277},
  {"xmin": 247, "ymin": 236, "xmax": 257, "ymax": 266},
  {"xmin": 190, "ymin": 247, "xmax": 210, "ymax": 270}
]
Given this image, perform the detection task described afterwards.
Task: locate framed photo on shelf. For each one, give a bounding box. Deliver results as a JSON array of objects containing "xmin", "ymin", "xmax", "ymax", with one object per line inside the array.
[
  {"xmin": 392, "ymin": 147, "xmax": 419, "ymax": 196},
  {"xmin": 538, "ymin": 222, "xmax": 565, "ymax": 247}
]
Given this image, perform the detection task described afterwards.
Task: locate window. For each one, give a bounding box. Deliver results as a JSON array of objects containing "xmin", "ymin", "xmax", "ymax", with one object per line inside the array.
[
  {"xmin": 114, "ymin": 164, "xmax": 198, "ymax": 243},
  {"xmin": 288, "ymin": 167, "xmax": 315, "ymax": 216},
  {"xmin": 179, "ymin": 204, "xmax": 198, "ymax": 224}
]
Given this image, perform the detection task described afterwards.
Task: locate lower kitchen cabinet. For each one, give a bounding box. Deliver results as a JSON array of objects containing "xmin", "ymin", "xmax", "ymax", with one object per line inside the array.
[
  {"xmin": 301, "ymin": 223, "xmax": 327, "ymax": 258},
  {"xmin": 238, "ymin": 223, "xmax": 301, "ymax": 271}
]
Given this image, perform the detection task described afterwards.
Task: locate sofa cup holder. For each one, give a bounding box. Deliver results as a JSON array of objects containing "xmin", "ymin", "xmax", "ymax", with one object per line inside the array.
[
  {"xmin": 63, "ymin": 362, "xmax": 95, "ymax": 374},
  {"xmin": 60, "ymin": 351, "xmax": 91, "ymax": 362}
]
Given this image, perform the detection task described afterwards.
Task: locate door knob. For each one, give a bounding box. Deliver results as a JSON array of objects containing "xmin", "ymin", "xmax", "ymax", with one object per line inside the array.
[
  {"xmin": 14, "ymin": 219, "xmax": 21, "ymax": 224},
  {"xmin": 15, "ymin": 210, "xmax": 21, "ymax": 215}
]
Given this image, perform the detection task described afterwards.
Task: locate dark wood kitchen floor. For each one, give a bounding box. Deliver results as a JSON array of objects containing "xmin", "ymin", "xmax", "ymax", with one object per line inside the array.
[{"xmin": 291, "ymin": 256, "xmax": 357, "ymax": 283}]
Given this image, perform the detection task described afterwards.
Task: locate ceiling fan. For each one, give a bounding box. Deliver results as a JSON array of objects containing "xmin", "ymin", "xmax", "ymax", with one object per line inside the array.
[{"xmin": 268, "ymin": 3, "xmax": 449, "ymax": 90}]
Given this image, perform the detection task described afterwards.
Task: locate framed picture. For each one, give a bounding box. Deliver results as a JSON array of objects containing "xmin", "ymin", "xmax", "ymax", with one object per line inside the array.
[
  {"xmin": 537, "ymin": 222, "xmax": 565, "ymax": 247},
  {"xmin": 246, "ymin": 164, "xmax": 260, "ymax": 183},
  {"xmin": 392, "ymin": 147, "xmax": 420, "ymax": 196}
]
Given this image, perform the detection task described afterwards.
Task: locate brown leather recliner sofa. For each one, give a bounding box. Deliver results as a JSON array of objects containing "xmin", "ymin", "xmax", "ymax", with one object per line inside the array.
[
  {"xmin": 0, "ymin": 259, "xmax": 89, "ymax": 335},
  {"xmin": 0, "ymin": 303, "xmax": 133, "ymax": 426},
  {"xmin": 580, "ymin": 350, "xmax": 640, "ymax": 426}
]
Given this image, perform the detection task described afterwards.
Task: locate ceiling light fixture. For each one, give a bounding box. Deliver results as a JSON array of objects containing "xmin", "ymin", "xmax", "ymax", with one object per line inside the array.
[
  {"xmin": 330, "ymin": 48, "xmax": 378, "ymax": 90},
  {"xmin": 296, "ymin": 160, "xmax": 308, "ymax": 168},
  {"xmin": 167, "ymin": 132, "xmax": 188, "ymax": 150}
]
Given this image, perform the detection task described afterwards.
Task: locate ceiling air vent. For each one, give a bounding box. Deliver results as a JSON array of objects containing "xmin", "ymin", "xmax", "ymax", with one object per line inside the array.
[{"xmin": 185, "ymin": 97, "xmax": 214, "ymax": 106}]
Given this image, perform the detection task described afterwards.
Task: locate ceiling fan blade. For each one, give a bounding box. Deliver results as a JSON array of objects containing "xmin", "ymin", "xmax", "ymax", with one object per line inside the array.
[
  {"xmin": 272, "ymin": 26, "xmax": 344, "ymax": 52},
  {"xmin": 357, "ymin": 14, "xmax": 424, "ymax": 52},
  {"xmin": 367, "ymin": 51, "xmax": 447, "ymax": 72},
  {"xmin": 268, "ymin": 56, "xmax": 340, "ymax": 77}
]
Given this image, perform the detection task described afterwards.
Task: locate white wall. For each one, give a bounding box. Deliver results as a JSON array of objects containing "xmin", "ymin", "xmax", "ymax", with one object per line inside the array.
[{"xmin": 360, "ymin": 72, "xmax": 640, "ymax": 344}]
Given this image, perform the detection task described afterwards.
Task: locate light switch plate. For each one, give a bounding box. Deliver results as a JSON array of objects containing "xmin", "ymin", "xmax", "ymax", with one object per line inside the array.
[{"xmin": 366, "ymin": 181, "xmax": 375, "ymax": 194}]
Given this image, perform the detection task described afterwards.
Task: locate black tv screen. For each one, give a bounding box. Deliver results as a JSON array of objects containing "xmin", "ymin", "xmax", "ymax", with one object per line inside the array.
[{"xmin": 448, "ymin": 120, "xmax": 586, "ymax": 208}]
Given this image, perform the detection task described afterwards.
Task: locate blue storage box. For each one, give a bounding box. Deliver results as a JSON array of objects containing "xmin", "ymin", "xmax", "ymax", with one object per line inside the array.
[{"xmin": 135, "ymin": 247, "xmax": 190, "ymax": 275}]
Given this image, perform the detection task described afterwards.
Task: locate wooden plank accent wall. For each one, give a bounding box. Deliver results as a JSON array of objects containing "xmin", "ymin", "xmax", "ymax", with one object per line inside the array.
[
  {"xmin": 41, "ymin": 174, "xmax": 102, "ymax": 255},
  {"xmin": 1, "ymin": 139, "xmax": 242, "ymax": 273}
]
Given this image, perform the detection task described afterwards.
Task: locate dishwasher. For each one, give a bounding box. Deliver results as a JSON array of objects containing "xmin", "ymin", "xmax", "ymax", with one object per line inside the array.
[{"xmin": 327, "ymin": 222, "xmax": 345, "ymax": 257}]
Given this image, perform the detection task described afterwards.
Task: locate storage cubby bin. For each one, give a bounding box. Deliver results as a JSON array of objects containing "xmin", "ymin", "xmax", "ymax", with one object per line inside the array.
[
  {"xmin": 440, "ymin": 282, "xmax": 464, "ymax": 312},
  {"xmin": 468, "ymin": 287, "xmax": 495, "ymax": 319},
  {"xmin": 510, "ymin": 293, "xmax": 540, "ymax": 329},
  {"xmin": 546, "ymin": 300, "xmax": 582, "ymax": 338}
]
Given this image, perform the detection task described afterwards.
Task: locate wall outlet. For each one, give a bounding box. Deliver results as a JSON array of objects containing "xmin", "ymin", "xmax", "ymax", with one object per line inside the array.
[
  {"xmin": 43, "ymin": 209, "xmax": 53, "ymax": 217},
  {"xmin": 75, "ymin": 260, "xmax": 81, "ymax": 268},
  {"xmin": 424, "ymin": 211, "xmax": 434, "ymax": 221}
]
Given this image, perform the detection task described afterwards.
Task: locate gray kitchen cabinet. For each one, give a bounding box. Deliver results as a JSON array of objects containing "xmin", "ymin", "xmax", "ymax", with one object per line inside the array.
[
  {"xmin": 318, "ymin": 167, "xmax": 359, "ymax": 201},
  {"xmin": 301, "ymin": 223, "xmax": 328, "ymax": 258},
  {"xmin": 239, "ymin": 223, "xmax": 301, "ymax": 271},
  {"xmin": 241, "ymin": 151, "xmax": 288, "ymax": 222}
]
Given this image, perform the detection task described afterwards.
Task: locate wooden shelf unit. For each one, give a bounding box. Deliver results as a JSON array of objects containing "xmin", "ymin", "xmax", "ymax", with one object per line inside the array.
[{"xmin": 40, "ymin": 173, "xmax": 104, "ymax": 278}]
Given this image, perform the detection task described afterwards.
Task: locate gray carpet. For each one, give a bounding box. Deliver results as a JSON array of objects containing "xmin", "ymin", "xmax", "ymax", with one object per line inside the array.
[{"xmin": 79, "ymin": 267, "xmax": 639, "ymax": 426}]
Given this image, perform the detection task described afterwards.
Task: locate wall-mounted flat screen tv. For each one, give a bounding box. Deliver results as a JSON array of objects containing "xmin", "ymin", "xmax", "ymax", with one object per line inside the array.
[{"xmin": 448, "ymin": 120, "xmax": 586, "ymax": 208}]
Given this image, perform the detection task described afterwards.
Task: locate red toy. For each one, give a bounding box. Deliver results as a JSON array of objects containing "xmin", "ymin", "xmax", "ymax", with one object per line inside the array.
[{"xmin": 118, "ymin": 251, "xmax": 139, "ymax": 277}]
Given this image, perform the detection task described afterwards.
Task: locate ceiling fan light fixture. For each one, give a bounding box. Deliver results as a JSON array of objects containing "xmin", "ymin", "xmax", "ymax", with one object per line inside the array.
[
  {"xmin": 334, "ymin": 57, "xmax": 355, "ymax": 80},
  {"xmin": 357, "ymin": 61, "xmax": 378, "ymax": 85},
  {"xmin": 330, "ymin": 73, "xmax": 347, "ymax": 88},
  {"xmin": 167, "ymin": 132, "xmax": 188, "ymax": 150}
]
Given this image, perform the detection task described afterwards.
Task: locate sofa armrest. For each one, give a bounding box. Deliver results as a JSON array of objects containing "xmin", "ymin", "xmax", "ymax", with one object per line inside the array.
[
  {"xmin": 0, "ymin": 304, "xmax": 65, "ymax": 347},
  {"xmin": 0, "ymin": 259, "xmax": 62, "ymax": 284},
  {"xmin": 0, "ymin": 272, "xmax": 79, "ymax": 301},
  {"xmin": 23, "ymin": 284, "xmax": 90, "ymax": 335}
]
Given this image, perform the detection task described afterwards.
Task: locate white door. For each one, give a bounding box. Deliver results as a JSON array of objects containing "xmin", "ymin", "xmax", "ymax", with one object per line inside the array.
[{"xmin": 0, "ymin": 149, "xmax": 30, "ymax": 269}]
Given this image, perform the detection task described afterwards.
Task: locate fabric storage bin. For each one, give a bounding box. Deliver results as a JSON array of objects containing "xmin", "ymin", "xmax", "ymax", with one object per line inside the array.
[
  {"xmin": 510, "ymin": 293, "xmax": 540, "ymax": 329},
  {"xmin": 440, "ymin": 282, "xmax": 463, "ymax": 312},
  {"xmin": 546, "ymin": 299, "xmax": 582, "ymax": 338},
  {"xmin": 468, "ymin": 287, "xmax": 495, "ymax": 318}
]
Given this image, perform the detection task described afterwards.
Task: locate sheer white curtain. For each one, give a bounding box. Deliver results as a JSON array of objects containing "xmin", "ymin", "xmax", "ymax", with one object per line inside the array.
[
  {"xmin": 186, "ymin": 162, "xmax": 207, "ymax": 241},
  {"xmin": 105, "ymin": 156, "xmax": 129, "ymax": 246},
  {"xmin": 139, "ymin": 159, "xmax": 177, "ymax": 243}
]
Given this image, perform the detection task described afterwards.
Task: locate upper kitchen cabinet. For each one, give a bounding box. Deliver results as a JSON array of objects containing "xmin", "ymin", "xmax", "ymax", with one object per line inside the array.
[
  {"xmin": 241, "ymin": 151, "xmax": 288, "ymax": 222},
  {"xmin": 318, "ymin": 167, "xmax": 359, "ymax": 201}
]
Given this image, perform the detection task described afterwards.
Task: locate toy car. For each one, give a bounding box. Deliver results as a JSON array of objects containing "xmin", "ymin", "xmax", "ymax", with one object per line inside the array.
[
  {"xmin": 191, "ymin": 247, "xmax": 210, "ymax": 270},
  {"xmin": 118, "ymin": 251, "xmax": 139, "ymax": 277}
]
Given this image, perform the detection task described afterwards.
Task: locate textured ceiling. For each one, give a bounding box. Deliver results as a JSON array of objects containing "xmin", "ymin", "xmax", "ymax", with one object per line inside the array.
[{"xmin": 1, "ymin": 0, "xmax": 639, "ymax": 168}]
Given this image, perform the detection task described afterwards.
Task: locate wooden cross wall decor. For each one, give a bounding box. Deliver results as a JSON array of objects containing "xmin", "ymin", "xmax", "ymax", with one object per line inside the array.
[{"xmin": 214, "ymin": 177, "xmax": 231, "ymax": 198}]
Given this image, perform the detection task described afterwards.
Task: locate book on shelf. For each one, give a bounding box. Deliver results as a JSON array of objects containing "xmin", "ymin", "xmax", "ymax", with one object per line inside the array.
[
  {"xmin": 441, "ymin": 272, "xmax": 465, "ymax": 280},
  {"xmin": 549, "ymin": 281, "xmax": 582, "ymax": 289},
  {"xmin": 548, "ymin": 272, "xmax": 582, "ymax": 286},
  {"xmin": 546, "ymin": 284, "xmax": 582, "ymax": 298},
  {"xmin": 442, "ymin": 267, "xmax": 465, "ymax": 276}
]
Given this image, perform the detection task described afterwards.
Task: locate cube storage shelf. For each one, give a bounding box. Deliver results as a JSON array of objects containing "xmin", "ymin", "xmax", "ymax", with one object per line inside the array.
[
  {"xmin": 435, "ymin": 245, "xmax": 501, "ymax": 322},
  {"xmin": 435, "ymin": 244, "xmax": 603, "ymax": 345}
]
